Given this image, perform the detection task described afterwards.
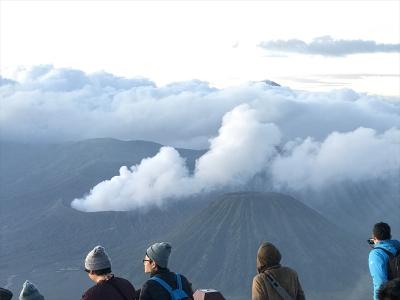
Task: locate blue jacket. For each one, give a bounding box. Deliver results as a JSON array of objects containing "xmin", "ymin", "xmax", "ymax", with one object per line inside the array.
[{"xmin": 368, "ymin": 239, "xmax": 400, "ymax": 300}]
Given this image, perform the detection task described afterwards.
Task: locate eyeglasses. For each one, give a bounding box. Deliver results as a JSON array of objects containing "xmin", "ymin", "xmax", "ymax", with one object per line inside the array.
[
  {"xmin": 84, "ymin": 268, "xmax": 90, "ymax": 273},
  {"xmin": 143, "ymin": 259, "xmax": 152, "ymax": 263}
]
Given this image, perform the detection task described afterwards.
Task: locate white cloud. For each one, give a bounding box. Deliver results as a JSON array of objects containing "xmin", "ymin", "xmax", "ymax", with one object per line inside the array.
[
  {"xmin": 195, "ymin": 104, "xmax": 280, "ymax": 186},
  {"xmin": 71, "ymin": 104, "xmax": 281, "ymax": 211},
  {"xmin": 71, "ymin": 147, "xmax": 193, "ymax": 211},
  {"xmin": 271, "ymin": 127, "xmax": 400, "ymax": 190},
  {"xmin": 259, "ymin": 36, "xmax": 400, "ymax": 56},
  {"xmin": 1, "ymin": 65, "xmax": 398, "ymax": 149}
]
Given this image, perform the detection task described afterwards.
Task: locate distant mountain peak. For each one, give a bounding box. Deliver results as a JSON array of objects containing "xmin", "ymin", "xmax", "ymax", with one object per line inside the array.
[{"xmin": 261, "ymin": 79, "xmax": 281, "ymax": 86}]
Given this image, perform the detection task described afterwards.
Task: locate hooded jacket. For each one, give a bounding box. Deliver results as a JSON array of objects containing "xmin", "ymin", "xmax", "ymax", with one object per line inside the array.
[
  {"xmin": 369, "ymin": 239, "xmax": 400, "ymax": 300},
  {"xmin": 252, "ymin": 242, "xmax": 305, "ymax": 300}
]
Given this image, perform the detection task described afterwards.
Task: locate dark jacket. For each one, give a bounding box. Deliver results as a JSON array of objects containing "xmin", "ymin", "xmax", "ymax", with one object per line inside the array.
[
  {"xmin": 139, "ymin": 268, "xmax": 193, "ymax": 300},
  {"xmin": 82, "ymin": 276, "xmax": 136, "ymax": 300}
]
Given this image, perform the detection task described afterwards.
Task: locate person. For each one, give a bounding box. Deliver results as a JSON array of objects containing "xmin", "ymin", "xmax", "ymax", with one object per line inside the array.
[
  {"xmin": 82, "ymin": 245, "xmax": 137, "ymax": 300},
  {"xmin": 139, "ymin": 242, "xmax": 193, "ymax": 300},
  {"xmin": 369, "ymin": 222, "xmax": 400, "ymax": 300},
  {"xmin": 377, "ymin": 278, "xmax": 400, "ymax": 300},
  {"xmin": 0, "ymin": 287, "xmax": 13, "ymax": 300},
  {"xmin": 19, "ymin": 281, "xmax": 44, "ymax": 300},
  {"xmin": 252, "ymin": 242, "xmax": 305, "ymax": 300}
]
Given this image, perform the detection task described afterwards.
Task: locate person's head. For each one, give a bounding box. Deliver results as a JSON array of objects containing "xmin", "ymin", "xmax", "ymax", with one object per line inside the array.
[
  {"xmin": 19, "ymin": 281, "xmax": 44, "ymax": 300},
  {"xmin": 84, "ymin": 245, "xmax": 112, "ymax": 282},
  {"xmin": 256, "ymin": 242, "xmax": 282, "ymax": 274},
  {"xmin": 373, "ymin": 222, "xmax": 391, "ymax": 242},
  {"xmin": 0, "ymin": 287, "xmax": 13, "ymax": 300},
  {"xmin": 378, "ymin": 278, "xmax": 400, "ymax": 300},
  {"xmin": 144, "ymin": 242, "xmax": 171, "ymax": 274}
]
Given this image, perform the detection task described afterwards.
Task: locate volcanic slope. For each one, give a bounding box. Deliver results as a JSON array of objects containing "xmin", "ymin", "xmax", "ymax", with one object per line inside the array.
[{"xmin": 166, "ymin": 192, "xmax": 368, "ymax": 300}]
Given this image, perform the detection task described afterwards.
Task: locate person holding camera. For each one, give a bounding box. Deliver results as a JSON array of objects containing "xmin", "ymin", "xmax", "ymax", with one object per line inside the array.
[{"xmin": 368, "ymin": 222, "xmax": 400, "ymax": 300}]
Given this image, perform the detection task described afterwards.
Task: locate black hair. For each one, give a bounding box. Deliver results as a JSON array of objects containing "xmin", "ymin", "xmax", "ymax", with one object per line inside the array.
[
  {"xmin": 378, "ymin": 278, "xmax": 400, "ymax": 300},
  {"xmin": 373, "ymin": 222, "xmax": 392, "ymax": 240},
  {"xmin": 156, "ymin": 265, "xmax": 168, "ymax": 271},
  {"xmin": 87, "ymin": 267, "xmax": 112, "ymax": 275}
]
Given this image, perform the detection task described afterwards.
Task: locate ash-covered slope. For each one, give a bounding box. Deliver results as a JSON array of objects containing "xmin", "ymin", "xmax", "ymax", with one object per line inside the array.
[{"xmin": 167, "ymin": 192, "xmax": 367, "ymax": 300}]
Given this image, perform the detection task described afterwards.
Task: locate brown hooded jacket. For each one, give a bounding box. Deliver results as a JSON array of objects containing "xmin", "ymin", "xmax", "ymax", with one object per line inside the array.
[{"xmin": 252, "ymin": 242, "xmax": 305, "ymax": 300}]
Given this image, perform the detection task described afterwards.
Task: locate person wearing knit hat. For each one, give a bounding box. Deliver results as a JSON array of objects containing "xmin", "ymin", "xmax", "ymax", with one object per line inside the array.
[
  {"xmin": 0, "ymin": 287, "xmax": 13, "ymax": 300},
  {"xmin": 145, "ymin": 242, "xmax": 172, "ymax": 268},
  {"xmin": 252, "ymin": 242, "xmax": 305, "ymax": 300},
  {"xmin": 81, "ymin": 245, "xmax": 137, "ymax": 300},
  {"xmin": 138, "ymin": 242, "xmax": 194, "ymax": 300},
  {"xmin": 85, "ymin": 245, "xmax": 112, "ymax": 272},
  {"xmin": 19, "ymin": 281, "xmax": 44, "ymax": 300}
]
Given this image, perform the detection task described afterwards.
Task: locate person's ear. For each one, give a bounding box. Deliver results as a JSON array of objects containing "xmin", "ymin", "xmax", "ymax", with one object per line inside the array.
[{"xmin": 151, "ymin": 261, "xmax": 157, "ymax": 269}]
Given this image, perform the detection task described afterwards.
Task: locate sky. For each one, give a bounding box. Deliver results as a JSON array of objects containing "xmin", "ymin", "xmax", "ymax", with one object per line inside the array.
[{"xmin": 1, "ymin": 0, "xmax": 400, "ymax": 96}]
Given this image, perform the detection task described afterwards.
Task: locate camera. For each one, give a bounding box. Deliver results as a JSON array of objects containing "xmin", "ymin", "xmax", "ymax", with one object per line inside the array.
[{"xmin": 367, "ymin": 238, "xmax": 374, "ymax": 245}]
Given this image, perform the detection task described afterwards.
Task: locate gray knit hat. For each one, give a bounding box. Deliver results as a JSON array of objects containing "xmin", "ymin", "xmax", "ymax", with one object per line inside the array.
[
  {"xmin": 19, "ymin": 281, "xmax": 44, "ymax": 300},
  {"xmin": 85, "ymin": 245, "xmax": 112, "ymax": 271},
  {"xmin": 146, "ymin": 242, "xmax": 172, "ymax": 268}
]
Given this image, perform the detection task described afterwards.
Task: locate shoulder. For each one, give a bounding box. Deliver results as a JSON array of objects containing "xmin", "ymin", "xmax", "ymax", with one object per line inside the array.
[
  {"xmin": 114, "ymin": 277, "xmax": 136, "ymax": 290},
  {"xmin": 178, "ymin": 273, "xmax": 191, "ymax": 285},
  {"xmin": 252, "ymin": 273, "xmax": 266, "ymax": 285},
  {"xmin": 141, "ymin": 277, "xmax": 161, "ymax": 292},
  {"xmin": 279, "ymin": 266, "xmax": 299, "ymax": 277},
  {"xmin": 369, "ymin": 247, "xmax": 389, "ymax": 262},
  {"xmin": 141, "ymin": 279, "xmax": 154, "ymax": 290},
  {"xmin": 82, "ymin": 284, "xmax": 103, "ymax": 299}
]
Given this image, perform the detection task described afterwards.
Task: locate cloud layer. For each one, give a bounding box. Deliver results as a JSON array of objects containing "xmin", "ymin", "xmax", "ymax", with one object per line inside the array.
[
  {"xmin": 258, "ymin": 36, "xmax": 400, "ymax": 56},
  {"xmin": 1, "ymin": 65, "xmax": 398, "ymax": 211},
  {"xmin": 1, "ymin": 65, "xmax": 398, "ymax": 149}
]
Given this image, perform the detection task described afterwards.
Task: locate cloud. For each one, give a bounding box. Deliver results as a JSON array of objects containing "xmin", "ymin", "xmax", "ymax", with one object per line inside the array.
[
  {"xmin": 71, "ymin": 104, "xmax": 281, "ymax": 211},
  {"xmin": 71, "ymin": 146, "xmax": 193, "ymax": 211},
  {"xmin": 258, "ymin": 36, "xmax": 400, "ymax": 56},
  {"xmin": 194, "ymin": 104, "xmax": 281, "ymax": 187},
  {"xmin": 1, "ymin": 65, "xmax": 398, "ymax": 149},
  {"xmin": 72, "ymin": 115, "xmax": 399, "ymax": 211},
  {"xmin": 1, "ymin": 65, "xmax": 397, "ymax": 212},
  {"xmin": 0, "ymin": 76, "xmax": 17, "ymax": 86},
  {"xmin": 271, "ymin": 127, "xmax": 400, "ymax": 190}
]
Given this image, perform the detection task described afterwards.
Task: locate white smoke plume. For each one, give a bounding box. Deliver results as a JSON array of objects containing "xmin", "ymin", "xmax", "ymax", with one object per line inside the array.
[
  {"xmin": 271, "ymin": 127, "xmax": 400, "ymax": 190},
  {"xmin": 71, "ymin": 147, "xmax": 193, "ymax": 211},
  {"xmin": 71, "ymin": 105, "xmax": 281, "ymax": 211}
]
